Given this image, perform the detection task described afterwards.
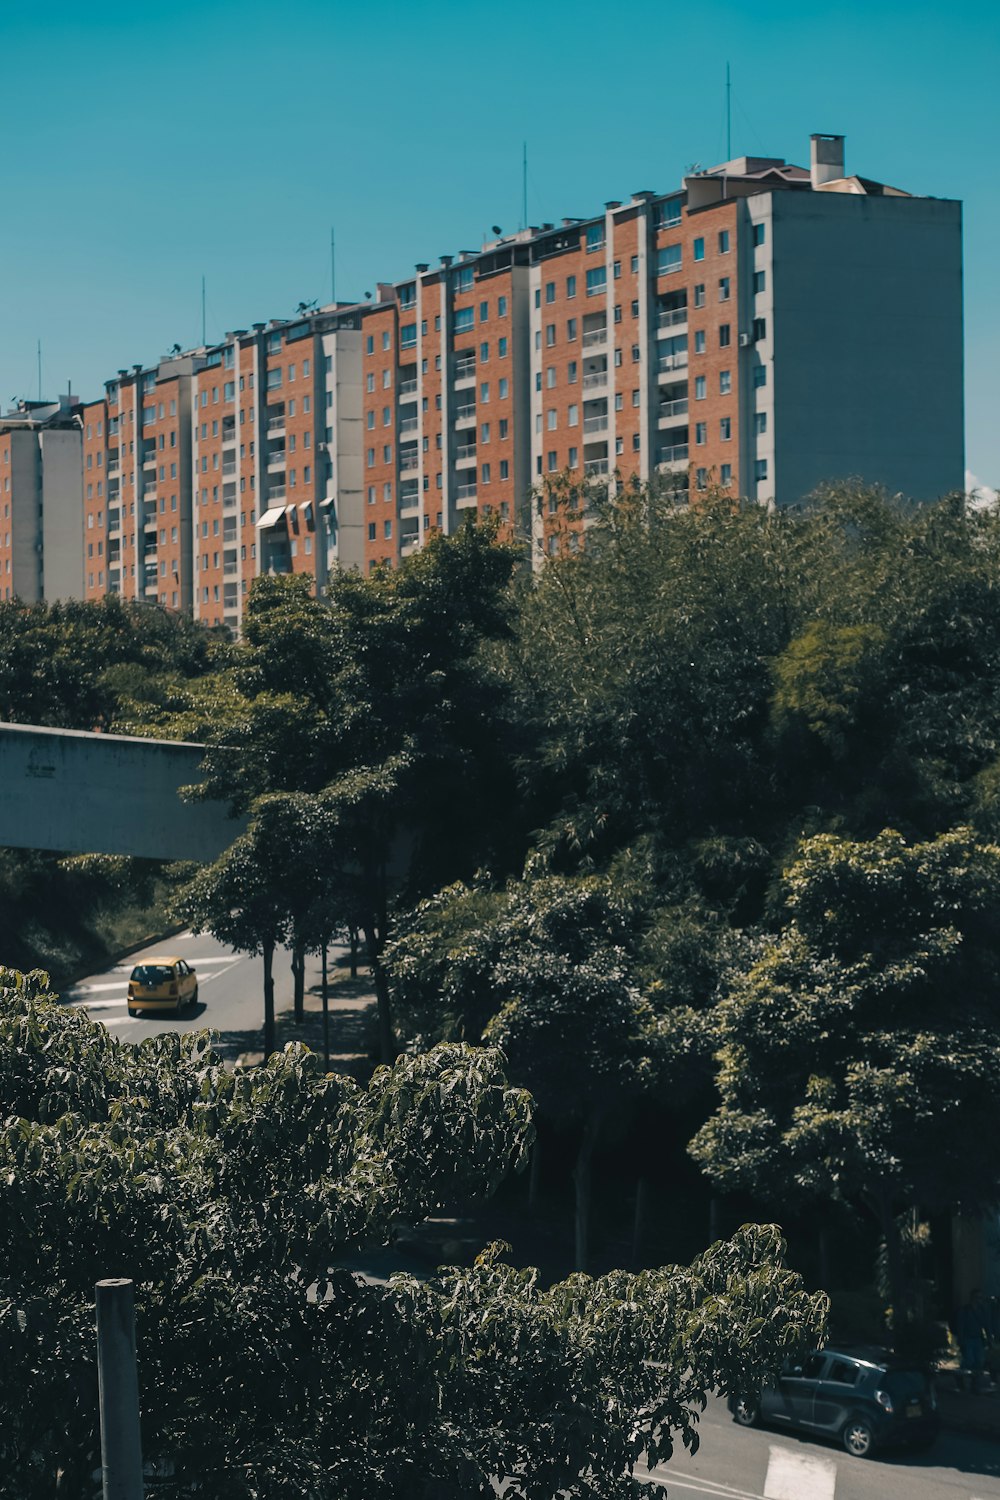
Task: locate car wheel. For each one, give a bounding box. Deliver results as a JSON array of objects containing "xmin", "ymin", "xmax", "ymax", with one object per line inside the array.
[
  {"xmin": 842, "ymin": 1417, "xmax": 875, "ymax": 1457},
  {"xmin": 127, "ymin": 1007, "xmax": 137, "ymax": 1018},
  {"xmin": 732, "ymin": 1398, "xmax": 761, "ymax": 1428}
]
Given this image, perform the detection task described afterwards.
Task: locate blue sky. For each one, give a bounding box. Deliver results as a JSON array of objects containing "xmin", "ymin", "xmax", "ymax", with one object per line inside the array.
[{"xmin": 1, "ymin": 0, "xmax": 997, "ymax": 485}]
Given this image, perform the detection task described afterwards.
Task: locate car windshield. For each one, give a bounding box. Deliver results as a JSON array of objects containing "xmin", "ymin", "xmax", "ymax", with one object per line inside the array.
[
  {"xmin": 882, "ymin": 1370, "xmax": 929, "ymax": 1400},
  {"xmin": 132, "ymin": 965, "xmax": 173, "ymax": 984}
]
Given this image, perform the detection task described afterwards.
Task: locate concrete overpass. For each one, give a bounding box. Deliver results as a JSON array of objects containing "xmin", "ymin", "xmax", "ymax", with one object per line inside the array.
[{"xmin": 0, "ymin": 722, "xmax": 247, "ymax": 861}]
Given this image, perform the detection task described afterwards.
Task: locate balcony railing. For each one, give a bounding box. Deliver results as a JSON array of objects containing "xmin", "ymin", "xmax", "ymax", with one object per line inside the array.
[
  {"xmin": 657, "ymin": 307, "xmax": 688, "ymax": 329},
  {"xmin": 399, "ymin": 417, "xmax": 418, "ymax": 434},
  {"xmin": 657, "ymin": 354, "xmax": 689, "ymax": 374},
  {"xmin": 454, "ymin": 404, "xmax": 476, "ymax": 424},
  {"xmin": 268, "ymin": 450, "xmax": 286, "ymax": 468},
  {"xmin": 455, "ymin": 444, "xmax": 477, "ymax": 464},
  {"xmin": 456, "ymin": 482, "xmax": 478, "ymax": 501},
  {"xmin": 222, "ymin": 428, "xmax": 237, "ymax": 445},
  {"xmin": 584, "ymin": 458, "xmax": 609, "ymax": 476},
  {"xmin": 267, "ymin": 413, "xmax": 286, "ymax": 432},
  {"xmin": 659, "ymin": 444, "xmax": 689, "ymax": 464},
  {"xmin": 582, "ymin": 327, "xmax": 607, "ymax": 348},
  {"xmin": 222, "ymin": 460, "xmax": 236, "ymax": 476},
  {"xmin": 659, "ymin": 398, "xmax": 689, "ymax": 420},
  {"xmin": 106, "ymin": 459, "xmax": 120, "ymax": 474},
  {"xmin": 398, "ymin": 378, "xmax": 418, "ymax": 396},
  {"xmin": 399, "ymin": 453, "xmax": 419, "ymax": 473},
  {"xmin": 582, "ymin": 370, "xmax": 608, "ymax": 389},
  {"xmin": 453, "ymin": 363, "xmax": 476, "ymax": 383},
  {"xmin": 583, "ymin": 416, "xmax": 608, "ymax": 434},
  {"xmin": 268, "ymin": 484, "xmax": 286, "ymax": 501}
]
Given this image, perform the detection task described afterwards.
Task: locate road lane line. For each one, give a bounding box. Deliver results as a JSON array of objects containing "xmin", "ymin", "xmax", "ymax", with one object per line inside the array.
[
  {"xmin": 763, "ymin": 1446, "xmax": 836, "ymax": 1500},
  {"xmin": 642, "ymin": 1471, "xmax": 763, "ymax": 1499},
  {"xmin": 65, "ymin": 981, "xmax": 126, "ymax": 995}
]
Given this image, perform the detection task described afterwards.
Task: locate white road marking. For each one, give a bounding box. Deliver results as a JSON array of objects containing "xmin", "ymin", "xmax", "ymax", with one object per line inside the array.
[
  {"xmin": 65, "ymin": 980, "xmax": 127, "ymax": 995},
  {"xmin": 763, "ymin": 1445, "xmax": 836, "ymax": 1500},
  {"xmin": 101, "ymin": 1016, "xmax": 140, "ymax": 1027},
  {"xmin": 79, "ymin": 999, "xmax": 130, "ymax": 1011},
  {"xmin": 644, "ymin": 1471, "xmax": 762, "ymax": 1498}
]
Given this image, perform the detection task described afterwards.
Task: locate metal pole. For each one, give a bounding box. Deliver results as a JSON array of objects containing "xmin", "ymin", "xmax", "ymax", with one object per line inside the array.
[
  {"xmin": 95, "ymin": 1278, "xmax": 144, "ymax": 1500},
  {"xmin": 330, "ymin": 227, "xmax": 336, "ymax": 306},
  {"xmin": 201, "ymin": 275, "xmax": 206, "ymax": 346},
  {"xmin": 321, "ymin": 941, "xmax": 330, "ymax": 1070}
]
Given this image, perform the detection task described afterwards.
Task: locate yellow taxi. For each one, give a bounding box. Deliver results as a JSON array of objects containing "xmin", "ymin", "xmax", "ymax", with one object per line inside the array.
[{"xmin": 127, "ymin": 956, "xmax": 199, "ymax": 1017}]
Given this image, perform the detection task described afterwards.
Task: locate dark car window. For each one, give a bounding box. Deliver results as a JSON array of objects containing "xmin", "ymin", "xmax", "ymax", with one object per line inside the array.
[
  {"xmin": 827, "ymin": 1359, "xmax": 858, "ymax": 1385},
  {"xmin": 801, "ymin": 1353, "xmax": 826, "ymax": 1378},
  {"xmin": 883, "ymin": 1370, "xmax": 929, "ymax": 1401},
  {"xmin": 177, "ymin": 961, "xmax": 188, "ymax": 975},
  {"xmin": 132, "ymin": 965, "xmax": 173, "ymax": 984}
]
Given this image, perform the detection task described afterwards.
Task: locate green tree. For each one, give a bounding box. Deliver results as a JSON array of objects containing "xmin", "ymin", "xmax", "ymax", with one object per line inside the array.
[
  {"xmin": 0, "ymin": 966, "xmax": 826, "ymax": 1497},
  {"xmin": 690, "ymin": 825, "xmax": 1000, "ymax": 1320}
]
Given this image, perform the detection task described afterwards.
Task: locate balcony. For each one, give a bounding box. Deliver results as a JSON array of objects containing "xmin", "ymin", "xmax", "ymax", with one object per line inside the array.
[
  {"xmin": 657, "ymin": 354, "xmax": 689, "ymax": 376},
  {"xmin": 657, "ymin": 306, "xmax": 688, "ymax": 330},
  {"xmin": 107, "ymin": 509, "xmax": 121, "ymax": 533},
  {"xmin": 222, "ymin": 427, "xmax": 237, "ymax": 445},
  {"xmin": 107, "ymin": 457, "xmax": 120, "ymax": 475},
  {"xmin": 399, "ymin": 450, "xmax": 419, "ymax": 473},
  {"xmin": 398, "ymin": 378, "xmax": 418, "ymax": 397},
  {"xmin": 584, "ymin": 458, "xmax": 609, "ymax": 476},
  {"xmin": 400, "ymin": 488, "xmax": 420, "ymax": 513},
  {"xmin": 659, "ymin": 444, "xmax": 689, "ymax": 464},
  {"xmin": 582, "ymin": 369, "xmax": 608, "ymax": 390},
  {"xmin": 582, "ymin": 326, "xmax": 607, "ymax": 349},
  {"xmin": 456, "ymin": 482, "xmax": 478, "ymax": 503},
  {"xmin": 268, "ymin": 449, "xmax": 286, "ymax": 469},
  {"xmin": 222, "ymin": 459, "xmax": 236, "ymax": 476},
  {"xmin": 224, "ymin": 561, "xmax": 239, "ymax": 576},
  {"xmin": 268, "ymin": 484, "xmax": 287, "ymax": 501},
  {"xmin": 267, "ymin": 411, "xmax": 286, "ymax": 433},
  {"xmin": 453, "ymin": 360, "xmax": 476, "ymax": 384},
  {"xmin": 658, "ymin": 398, "xmax": 689, "ymax": 421},
  {"xmin": 143, "ymin": 449, "xmax": 157, "ymax": 469},
  {"xmin": 455, "ymin": 443, "xmax": 477, "ymax": 466},
  {"xmin": 454, "ymin": 404, "xmax": 476, "ymax": 427},
  {"xmin": 399, "ymin": 417, "xmax": 419, "ymax": 435},
  {"xmin": 583, "ymin": 415, "xmax": 608, "ymax": 434}
]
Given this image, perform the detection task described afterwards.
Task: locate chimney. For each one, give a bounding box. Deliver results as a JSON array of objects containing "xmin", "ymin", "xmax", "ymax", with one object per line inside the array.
[{"xmin": 810, "ymin": 134, "xmax": 845, "ymax": 188}]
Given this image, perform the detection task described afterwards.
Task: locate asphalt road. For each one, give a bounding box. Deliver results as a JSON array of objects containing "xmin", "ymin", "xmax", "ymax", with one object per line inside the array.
[
  {"xmin": 642, "ymin": 1395, "xmax": 1000, "ymax": 1500},
  {"xmin": 61, "ymin": 930, "xmax": 337, "ymax": 1059}
]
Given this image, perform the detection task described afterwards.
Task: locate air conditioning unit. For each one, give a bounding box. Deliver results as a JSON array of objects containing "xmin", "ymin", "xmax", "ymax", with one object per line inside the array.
[{"xmin": 738, "ymin": 333, "xmax": 750, "ymax": 347}]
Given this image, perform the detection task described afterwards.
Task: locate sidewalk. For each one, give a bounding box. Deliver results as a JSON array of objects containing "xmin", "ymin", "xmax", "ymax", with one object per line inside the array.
[
  {"xmin": 236, "ymin": 958, "xmax": 377, "ymax": 1082},
  {"xmin": 936, "ymin": 1374, "xmax": 1000, "ymax": 1441}
]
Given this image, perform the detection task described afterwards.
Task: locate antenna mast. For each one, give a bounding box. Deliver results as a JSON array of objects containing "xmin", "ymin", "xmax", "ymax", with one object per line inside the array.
[
  {"xmin": 37, "ymin": 340, "xmax": 42, "ymax": 401},
  {"xmin": 726, "ymin": 62, "xmax": 732, "ymax": 159},
  {"xmin": 521, "ymin": 142, "xmax": 528, "ymax": 230},
  {"xmin": 201, "ymin": 275, "xmax": 206, "ymax": 346},
  {"xmin": 330, "ymin": 227, "xmax": 336, "ymax": 305}
]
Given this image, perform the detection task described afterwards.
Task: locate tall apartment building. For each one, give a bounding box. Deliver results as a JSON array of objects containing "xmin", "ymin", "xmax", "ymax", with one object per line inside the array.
[
  {"xmin": 4, "ymin": 133, "xmax": 964, "ymax": 614},
  {"xmin": 0, "ymin": 396, "xmax": 84, "ymax": 602}
]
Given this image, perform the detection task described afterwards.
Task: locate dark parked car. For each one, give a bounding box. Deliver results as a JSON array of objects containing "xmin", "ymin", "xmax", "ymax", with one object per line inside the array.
[{"xmin": 729, "ymin": 1345, "xmax": 939, "ymax": 1458}]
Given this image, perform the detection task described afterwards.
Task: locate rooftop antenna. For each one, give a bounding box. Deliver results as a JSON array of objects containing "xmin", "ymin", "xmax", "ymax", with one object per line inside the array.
[
  {"xmin": 330, "ymin": 226, "xmax": 336, "ymax": 305},
  {"xmin": 521, "ymin": 142, "xmax": 528, "ymax": 230},
  {"xmin": 201, "ymin": 275, "xmax": 206, "ymax": 346},
  {"xmin": 726, "ymin": 61, "xmax": 732, "ymax": 159},
  {"xmin": 37, "ymin": 340, "xmax": 42, "ymax": 401}
]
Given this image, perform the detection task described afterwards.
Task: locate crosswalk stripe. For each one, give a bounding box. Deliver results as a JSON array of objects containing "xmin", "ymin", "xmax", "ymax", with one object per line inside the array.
[{"xmin": 763, "ymin": 1445, "xmax": 836, "ymax": 1500}]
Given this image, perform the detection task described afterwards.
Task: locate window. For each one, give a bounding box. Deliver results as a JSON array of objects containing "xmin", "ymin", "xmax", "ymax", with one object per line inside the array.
[
  {"xmin": 481, "ymin": 462, "xmax": 491, "ymax": 483},
  {"xmin": 498, "ymin": 417, "xmax": 509, "ymax": 439},
  {"xmin": 754, "ymin": 411, "xmax": 767, "ymax": 434},
  {"xmin": 753, "ymin": 317, "xmax": 767, "ymax": 342},
  {"xmin": 568, "ymin": 404, "xmax": 578, "ymax": 427},
  {"xmin": 498, "ymin": 295, "xmax": 508, "ymax": 316},
  {"xmin": 366, "ymin": 335, "xmax": 374, "ymax": 354},
  {"xmin": 367, "ymin": 486, "xmax": 376, "ymax": 504},
  {"xmin": 720, "ymin": 416, "xmax": 731, "ymax": 440},
  {"xmin": 613, "ymin": 260, "xmax": 621, "ymax": 279},
  {"xmin": 384, "ymin": 520, "xmax": 392, "ymax": 538},
  {"xmin": 480, "ymin": 382, "xmax": 490, "ymax": 402},
  {"xmin": 480, "ymin": 341, "xmax": 489, "ymax": 362},
  {"xmin": 480, "ymin": 300, "xmax": 489, "ymax": 321},
  {"xmin": 546, "ymin": 366, "xmax": 556, "ymax": 388},
  {"xmin": 481, "ymin": 422, "xmax": 491, "ymax": 443},
  {"xmin": 498, "ymin": 336, "xmax": 508, "ymax": 357},
  {"xmin": 499, "ymin": 459, "xmax": 509, "ymax": 479},
  {"xmin": 383, "ymin": 407, "xmax": 391, "ymax": 426},
  {"xmin": 567, "ymin": 361, "xmax": 577, "ymax": 384},
  {"xmin": 547, "ymin": 451, "xmax": 558, "ymax": 471},
  {"xmin": 585, "ymin": 223, "xmax": 605, "ymax": 252},
  {"xmin": 614, "ymin": 348, "xmax": 622, "ymax": 367},
  {"xmin": 367, "ymin": 411, "xmax": 375, "ymax": 429},
  {"xmin": 383, "ymin": 444, "xmax": 392, "ymax": 462},
  {"xmin": 383, "ymin": 369, "xmax": 391, "ymax": 388},
  {"xmin": 368, "ymin": 522, "xmax": 376, "ymax": 540},
  {"xmin": 753, "ymin": 365, "xmax": 767, "ymax": 388},
  {"xmin": 696, "ymin": 467, "xmax": 708, "ymax": 490},
  {"xmin": 456, "ymin": 265, "xmax": 474, "ymax": 291},
  {"xmin": 718, "ymin": 230, "xmax": 731, "ymax": 253},
  {"xmin": 719, "ymin": 277, "xmax": 731, "ymax": 301},
  {"xmin": 720, "ymin": 463, "xmax": 732, "ymax": 486},
  {"xmin": 695, "ymin": 422, "xmax": 707, "ymax": 445},
  {"xmin": 545, "ymin": 281, "xmax": 556, "ymax": 303},
  {"xmin": 719, "ymin": 324, "xmax": 731, "ymax": 348},
  {"xmin": 753, "ymin": 222, "xmax": 766, "ymax": 247},
  {"xmin": 694, "ymin": 331, "xmax": 706, "ymax": 354},
  {"xmin": 547, "ymin": 409, "xmax": 557, "ymax": 431},
  {"xmin": 367, "ymin": 447, "xmax": 375, "ymax": 467},
  {"xmin": 655, "ymin": 195, "xmax": 683, "ymax": 228},
  {"xmin": 632, "ymin": 433, "xmax": 640, "ymax": 451},
  {"xmin": 753, "ymin": 270, "xmax": 766, "ymax": 294},
  {"xmin": 614, "ymin": 305, "xmax": 622, "ymax": 324},
  {"xmin": 567, "ymin": 318, "xmax": 577, "ymax": 341},
  {"xmin": 400, "ymin": 323, "xmax": 417, "ymax": 348},
  {"xmin": 544, "ymin": 324, "xmax": 555, "ymax": 347},
  {"xmin": 586, "ymin": 267, "xmax": 607, "ymax": 296},
  {"xmin": 695, "ymin": 376, "xmax": 706, "ymax": 400},
  {"xmin": 631, "ymin": 344, "xmax": 640, "ymax": 362},
  {"xmin": 693, "ymin": 283, "xmax": 706, "ymax": 308},
  {"xmin": 566, "ymin": 275, "xmax": 576, "ymax": 299},
  {"xmin": 615, "ymin": 392, "xmax": 624, "ymax": 412},
  {"xmin": 720, "ymin": 370, "xmax": 732, "ymax": 395},
  {"xmin": 630, "ymin": 254, "xmax": 639, "ymax": 273},
  {"xmin": 754, "ymin": 458, "xmax": 768, "ymax": 482},
  {"xmin": 615, "ymin": 436, "xmax": 624, "ymax": 455},
  {"xmin": 631, "ymin": 299, "xmax": 639, "ymax": 318},
  {"xmin": 498, "ymin": 377, "xmax": 509, "ymax": 398},
  {"xmin": 632, "ymin": 388, "xmax": 640, "ymax": 407},
  {"xmin": 693, "ymin": 237, "xmax": 705, "ymax": 261},
  {"xmin": 657, "ymin": 245, "xmax": 682, "ymax": 276}
]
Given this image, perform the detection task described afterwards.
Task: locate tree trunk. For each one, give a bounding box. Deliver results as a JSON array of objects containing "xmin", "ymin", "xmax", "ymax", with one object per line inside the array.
[
  {"xmin": 262, "ymin": 937, "xmax": 276, "ymax": 1060},
  {"xmin": 291, "ymin": 938, "xmax": 305, "ymax": 1023},
  {"xmin": 362, "ymin": 918, "xmax": 395, "ymax": 1064},
  {"xmin": 878, "ymin": 1182, "xmax": 906, "ymax": 1338},
  {"xmin": 349, "ymin": 926, "xmax": 359, "ymax": 981},
  {"xmin": 321, "ymin": 942, "xmax": 330, "ymax": 1072},
  {"xmin": 632, "ymin": 1176, "xmax": 649, "ymax": 1268},
  {"xmin": 528, "ymin": 1133, "xmax": 543, "ymax": 1210},
  {"xmin": 573, "ymin": 1114, "xmax": 600, "ymax": 1273}
]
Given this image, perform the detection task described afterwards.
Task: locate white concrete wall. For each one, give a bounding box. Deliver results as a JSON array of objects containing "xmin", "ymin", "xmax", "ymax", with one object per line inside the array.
[
  {"xmin": 39, "ymin": 428, "xmax": 84, "ymax": 600},
  {"xmin": 769, "ymin": 192, "xmax": 963, "ymax": 505},
  {"xmin": 0, "ymin": 722, "xmax": 247, "ymax": 861}
]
